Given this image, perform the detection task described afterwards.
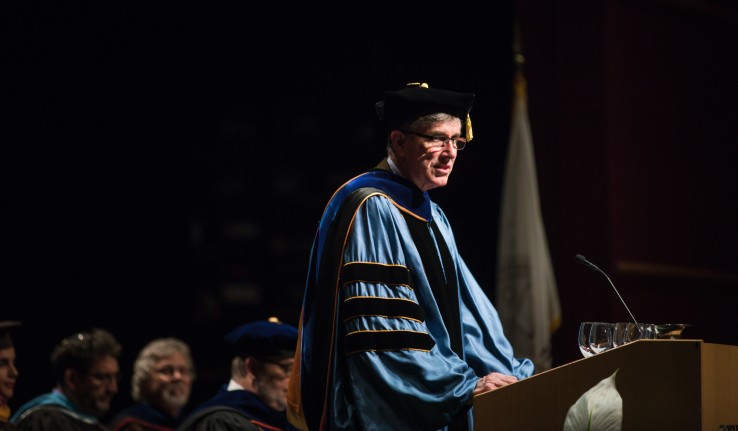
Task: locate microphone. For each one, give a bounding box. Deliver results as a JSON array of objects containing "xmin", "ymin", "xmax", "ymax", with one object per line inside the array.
[{"xmin": 575, "ymin": 254, "xmax": 638, "ymax": 324}]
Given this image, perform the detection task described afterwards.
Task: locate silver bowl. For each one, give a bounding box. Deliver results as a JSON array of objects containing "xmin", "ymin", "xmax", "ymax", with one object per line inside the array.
[{"xmin": 654, "ymin": 323, "xmax": 690, "ymax": 339}]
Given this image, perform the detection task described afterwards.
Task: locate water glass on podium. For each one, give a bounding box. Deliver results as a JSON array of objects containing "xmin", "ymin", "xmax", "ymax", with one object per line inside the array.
[
  {"xmin": 578, "ymin": 322, "xmax": 596, "ymax": 357},
  {"xmin": 613, "ymin": 322, "xmax": 656, "ymax": 347},
  {"xmin": 578, "ymin": 322, "xmax": 614, "ymax": 357},
  {"xmin": 589, "ymin": 322, "xmax": 614, "ymax": 354}
]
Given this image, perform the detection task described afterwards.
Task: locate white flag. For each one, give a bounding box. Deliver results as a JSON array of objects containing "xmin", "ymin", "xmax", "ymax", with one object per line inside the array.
[{"xmin": 495, "ymin": 71, "xmax": 562, "ymax": 372}]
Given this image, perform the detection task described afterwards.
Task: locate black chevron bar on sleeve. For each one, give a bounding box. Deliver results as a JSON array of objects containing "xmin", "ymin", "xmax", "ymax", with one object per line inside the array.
[
  {"xmin": 342, "ymin": 296, "xmax": 426, "ymax": 323},
  {"xmin": 342, "ymin": 262, "xmax": 413, "ymax": 289},
  {"xmin": 344, "ymin": 329, "xmax": 435, "ymax": 355}
]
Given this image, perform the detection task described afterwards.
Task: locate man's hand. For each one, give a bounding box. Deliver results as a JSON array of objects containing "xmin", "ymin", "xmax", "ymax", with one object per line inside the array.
[{"xmin": 473, "ymin": 372, "xmax": 518, "ymax": 396}]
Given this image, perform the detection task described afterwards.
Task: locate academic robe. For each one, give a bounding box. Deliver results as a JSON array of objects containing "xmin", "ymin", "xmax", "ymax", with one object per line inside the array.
[
  {"xmin": 287, "ymin": 166, "xmax": 534, "ymax": 431},
  {"xmin": 0, "ymin": 422, "xmax": 18, "ymax": 431},
  {"xmin": 109, "ymin": 403, "xmax": 186, "ymax": 431},
  {"xmin": 10, "ymin": 389, "xmax": 107, "ymax": 431},
  {"xmin": 177, "ymin": 387, "xmax": 297, "ymax": 431}
]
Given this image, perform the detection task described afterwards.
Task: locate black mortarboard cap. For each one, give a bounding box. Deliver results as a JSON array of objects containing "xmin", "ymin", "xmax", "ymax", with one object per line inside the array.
[
  {"xmin": 224, "ymin": 318, "xmax": 298, "ymax": 359},
  {"xmin": 375, "ymin": 82, "xmax": 475, "ymax": 140},
  {"xmin": 0, "ymin": 321, "xmax": 21, "ymax": 349}
]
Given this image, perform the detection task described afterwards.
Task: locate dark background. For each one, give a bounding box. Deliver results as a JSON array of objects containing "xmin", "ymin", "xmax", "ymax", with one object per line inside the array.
[{"xmin": 6, "ymin": 0, "xmax": 738, "ymax": 421}]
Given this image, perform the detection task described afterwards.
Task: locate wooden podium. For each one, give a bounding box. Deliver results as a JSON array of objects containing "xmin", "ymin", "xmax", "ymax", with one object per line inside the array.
[{"xmin": 473, "ymin": 340, "xmax": 738, "ymax": 430}]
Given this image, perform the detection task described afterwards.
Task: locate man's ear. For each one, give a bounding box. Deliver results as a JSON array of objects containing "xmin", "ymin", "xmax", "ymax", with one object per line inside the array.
[
  {"xmin": 64, "ymin": 368, "xmax": 81, "ymax": 391},
  {"xmin": 390, "ymin": 130, "xmax": 406, "ymax": 156},
  {"xmin": 244, "ymin": 357, "xmax": 258, "ymax": 377}
]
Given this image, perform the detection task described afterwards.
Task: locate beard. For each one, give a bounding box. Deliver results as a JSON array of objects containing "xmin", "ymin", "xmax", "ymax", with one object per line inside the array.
[{"xmin": 160, "ymin": 383, "xmax": 189, "ymax": 411}]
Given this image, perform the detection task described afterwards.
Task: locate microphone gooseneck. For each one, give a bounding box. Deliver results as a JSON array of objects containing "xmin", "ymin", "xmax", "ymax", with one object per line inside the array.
[{"xmin": 575, "ymin": 254, "xmax": 638, "ymax": 324}]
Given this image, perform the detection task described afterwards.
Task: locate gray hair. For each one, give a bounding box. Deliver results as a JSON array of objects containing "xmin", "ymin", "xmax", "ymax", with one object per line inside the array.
[
  {"xmin": 230, "ymin": 355, "xmax": 247, "ymax": 379},
  {"xmin": 131, "ymin": 338, "xmax": 195, "ymax": 402}
]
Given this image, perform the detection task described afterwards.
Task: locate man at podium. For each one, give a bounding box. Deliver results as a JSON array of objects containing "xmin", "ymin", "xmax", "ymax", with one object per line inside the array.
[{"xmin": 287, "ymin": 83, "xmax": 534, "ymax": 431}]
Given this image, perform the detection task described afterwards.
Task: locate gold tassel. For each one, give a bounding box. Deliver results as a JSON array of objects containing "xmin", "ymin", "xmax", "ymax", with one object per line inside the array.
[
  {"xmin": 466, "ymin": 114, "xmax": 473, "ymax": 142},
  {"xmin": 0, "ymin": 404, "xmax": 11, "ymax": 422}
]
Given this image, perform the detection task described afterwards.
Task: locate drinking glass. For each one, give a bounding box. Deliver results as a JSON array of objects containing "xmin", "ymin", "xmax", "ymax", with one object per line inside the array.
[
  {"xmin": 578, "ymin": 322, "xmax": 596, "ymax": 358},
  {"xmin": 635, "ymin": 323, "xmax": 657, "ymax": 340},
  {"xmin": 613, "ymin": 322, "xmax": 656, "ymax": 346},
  {"xmin": 589, "ymin": 322, "xmax": 614, "ymax": 354},
  {"xmin": 613, "ymin": 322, "xmax": 631, "ymax": 347}
]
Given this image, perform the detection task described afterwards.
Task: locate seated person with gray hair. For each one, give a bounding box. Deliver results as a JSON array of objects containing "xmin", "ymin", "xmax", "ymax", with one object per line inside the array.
[
  {"xmin": 177, "ymin": 318, "xmax": 298, "ymax": 431},
  {"xmin": 109, "ymin": 338, "xmax": 195, "ymax": 431},
  {"xmin": 11, "ymin": 328, "xmax": 122, "ymax": 431}
]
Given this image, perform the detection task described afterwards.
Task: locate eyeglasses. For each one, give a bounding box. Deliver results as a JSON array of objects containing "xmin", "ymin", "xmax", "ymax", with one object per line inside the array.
[{"xmin": 401, "ymin": 130, "xmax": 467, "ymax": 151}]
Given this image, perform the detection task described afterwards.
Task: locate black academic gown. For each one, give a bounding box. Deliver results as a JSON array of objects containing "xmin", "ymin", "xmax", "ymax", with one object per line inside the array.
[
  {"xmin": 109, "ymin": 403, "xmax": 185, "ymax": 431},
  {"xmin": 177, "ymin": 386, "xmax": 297, "ymax": 431},
  {"xmin": 13, "ymin": 405, "xmax": 107, "ymax": 431}
]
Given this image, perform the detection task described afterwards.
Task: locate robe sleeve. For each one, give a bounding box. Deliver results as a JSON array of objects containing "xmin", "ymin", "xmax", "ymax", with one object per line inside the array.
[
  {"xmin": 432, "ymin": 205, "xmax": 535, "ymax": 379},
  {"xmin": 335, "ymin": 196, "xmax": 479, "ymax": 430}
]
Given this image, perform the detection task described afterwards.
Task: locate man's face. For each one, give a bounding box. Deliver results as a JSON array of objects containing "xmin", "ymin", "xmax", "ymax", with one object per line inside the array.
[
  {"xmin": 143, "ymin": 351, "xmax": 193, "ymax": 413},
  {"xmin": 393, "ymin": 117, "xmax": 462, "ymax": 192},
  {"xmin": 0, "ymin": 346, "xmax": 18, "ymax": 401},
  {"xmin": 253, "ymin": 357, "xmax": 293, "ymax": 412},
  {"xmin": 71, "ymin": 355, "xmax": 119, "ymax": 417}
]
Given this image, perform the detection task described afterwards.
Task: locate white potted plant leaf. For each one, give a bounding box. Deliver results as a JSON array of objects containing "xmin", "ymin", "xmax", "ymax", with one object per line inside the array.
[{"xmin": 563, "ymin": 370, "xmax": 623, "ymax": 431}]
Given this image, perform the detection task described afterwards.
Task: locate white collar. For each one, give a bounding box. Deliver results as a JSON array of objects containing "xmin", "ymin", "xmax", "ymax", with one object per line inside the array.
[
  {"xmin": 387, "ymin": 156, "xmax": 403, "ymax": 177},
  {"xmin": 226, "ymin": 379, "xmax": 245, "ymax": 391}
]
